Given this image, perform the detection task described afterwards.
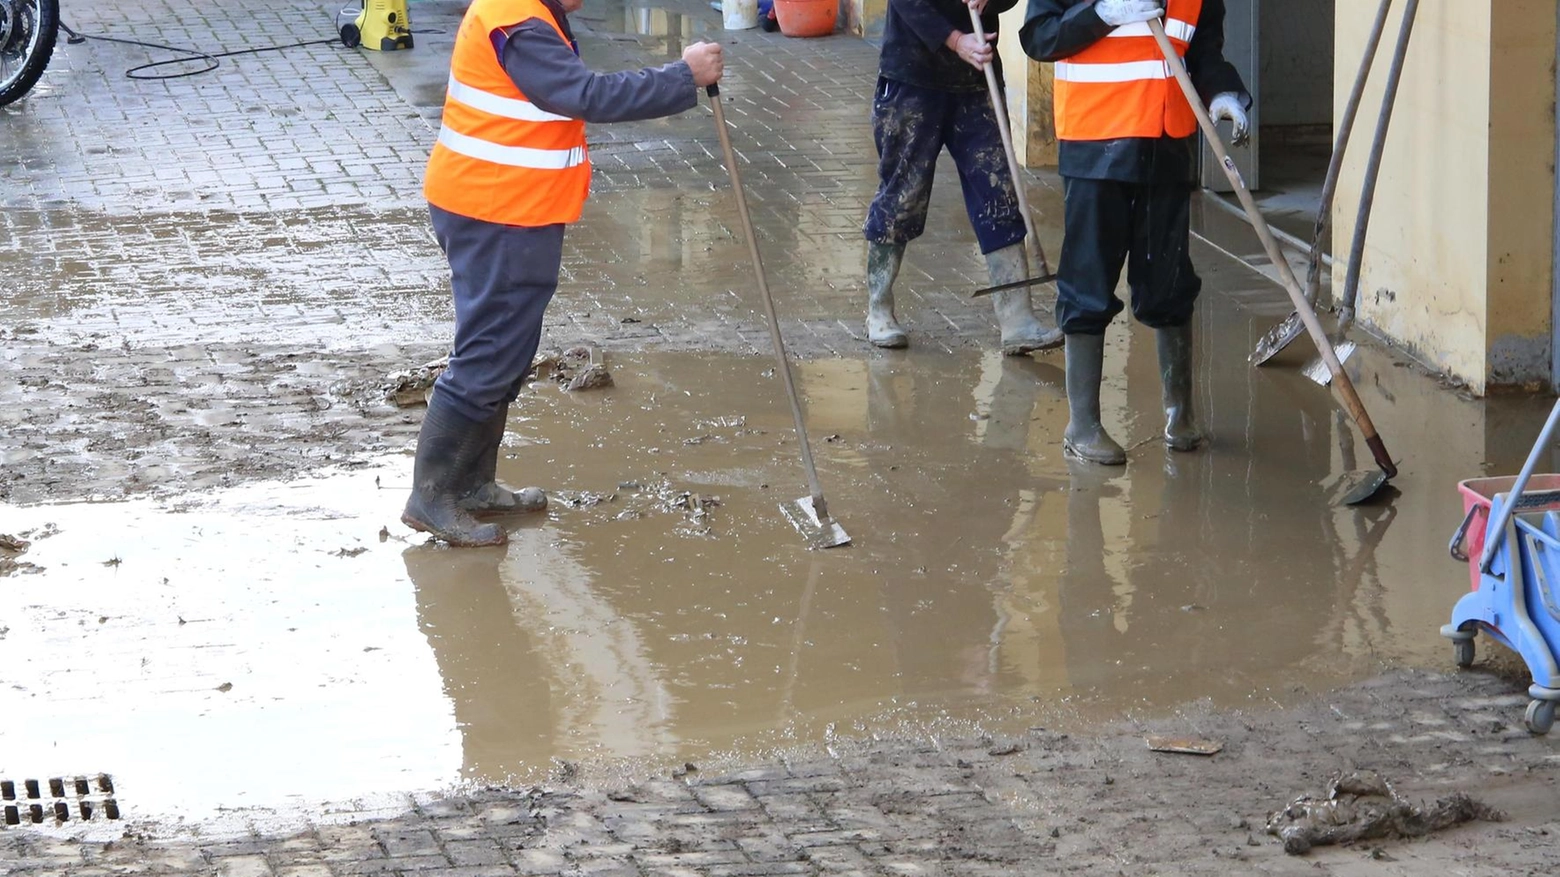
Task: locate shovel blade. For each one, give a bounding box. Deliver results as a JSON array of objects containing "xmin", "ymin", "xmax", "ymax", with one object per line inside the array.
[
  {"xmin": 1302, "ymin": 340, "xmax": 1358, "ymax": 387},
  {"xmin": 779, "ymin": 496, "xmax": 851, "ymax": 550},
  {"xmin": 1250, "ymin": 312, "xmax": 1305, "ymax": 365},
  {"xmin": 1325, "ymin": 468, "xmax": 1390, "ymax": 506}
]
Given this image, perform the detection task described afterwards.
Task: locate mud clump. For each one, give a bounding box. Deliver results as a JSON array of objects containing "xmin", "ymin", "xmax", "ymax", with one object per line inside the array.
[
  {"xmin": 384, "ymin": 356, "xmax": 449, "ymax": 408},
  {"xmin": 0, "ymin": 533, "xmax": 40, "ymax": 577},
  {"xmin": 1266, "ymin": 770, "xmax": 1504, "ymax": 855}
]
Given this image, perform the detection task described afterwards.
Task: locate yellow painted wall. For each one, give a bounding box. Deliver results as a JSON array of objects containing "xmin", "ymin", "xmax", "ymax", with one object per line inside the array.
[
  {"xmin": 1334, "ymin": 0, "xmax": 1554, "ymax": 393},
  {"xmin": 997, "ymin": 5, "xmax": 1058, "ymax": 167}
]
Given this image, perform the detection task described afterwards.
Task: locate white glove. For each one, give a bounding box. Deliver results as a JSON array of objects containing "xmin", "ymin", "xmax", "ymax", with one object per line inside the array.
[
  {"xmin": 1094, "ymin": 0, "xmax": 1164, "ymax": 27},
  {"xmin": 1209, "ymin": 92, "xmax": 1250, "ymax": 146}
]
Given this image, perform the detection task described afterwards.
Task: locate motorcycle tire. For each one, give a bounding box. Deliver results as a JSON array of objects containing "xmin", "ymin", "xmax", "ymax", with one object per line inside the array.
[{"xmin": 0, "ymin": 0, "xmax": 60, "ymax": 108}]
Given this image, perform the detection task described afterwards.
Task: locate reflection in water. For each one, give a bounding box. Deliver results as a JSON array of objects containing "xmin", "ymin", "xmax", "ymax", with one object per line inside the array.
[{"xmin": 3, "ymin": 315, "xmax": 1554, "ymax": 830}]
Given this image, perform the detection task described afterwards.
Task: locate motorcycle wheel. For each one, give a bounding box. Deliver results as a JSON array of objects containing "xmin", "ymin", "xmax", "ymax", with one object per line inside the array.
[{"xmin": 0, "ymin": 0, "xmax": 60, "ymax": 108}]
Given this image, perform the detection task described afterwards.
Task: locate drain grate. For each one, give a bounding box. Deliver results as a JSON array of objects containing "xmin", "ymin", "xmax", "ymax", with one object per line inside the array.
[{"xmin": 1, "ymin": 775, "xmax": 118, "ymax": 826}]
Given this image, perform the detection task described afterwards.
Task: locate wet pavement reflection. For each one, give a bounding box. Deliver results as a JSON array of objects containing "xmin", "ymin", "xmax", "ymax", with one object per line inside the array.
[{"xmin": 3, "ymin": 292, "xmax": 1551, "ymax": 833}]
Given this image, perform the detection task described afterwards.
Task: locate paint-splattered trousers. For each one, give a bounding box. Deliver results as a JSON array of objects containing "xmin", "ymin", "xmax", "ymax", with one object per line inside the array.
[
  {"xmin": 1056, "ymin": 178, "xmax": 1202, "ymax": 336},
  {"xmin": 862, "ymin": 77, "xmax": 1026, "ymax": 256},
  {"xmin": 429, "ymin": 204, "xmax": 563, "ymax": 423}
]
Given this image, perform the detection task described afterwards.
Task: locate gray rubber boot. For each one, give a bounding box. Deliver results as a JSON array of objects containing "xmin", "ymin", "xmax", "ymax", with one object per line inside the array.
[
  {"xmin": 1062, "ymin": 333, "xmax": 1127, "ymax": 466},
  {"xmin": 866, "ymin": 241, "xmax": 908, "ymax": 349},
  {"xmin": 402, "ymin": 392, "xmax": 508, "ymax": 547},
  {"xmin": 985, "ymin": 244, "xmax": 1063, "ymax": 355},
  {"xmin": 1158, "ymin": 322, "xmax": 1204, "ymax": 452},
  {"xmin": 459, "ymin": 405, "xmax": 548, "ymax": 514}
]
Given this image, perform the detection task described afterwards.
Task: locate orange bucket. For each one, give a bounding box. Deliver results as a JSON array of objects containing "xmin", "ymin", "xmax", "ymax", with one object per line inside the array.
[{"xmin": 774, "ymin": 0, "xmax": 836, "ymax": 37}]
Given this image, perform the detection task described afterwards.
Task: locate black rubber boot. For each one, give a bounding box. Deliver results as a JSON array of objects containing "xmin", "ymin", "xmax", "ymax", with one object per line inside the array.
[
  {"xmin": 1062, "ymin": 333, "xmax": 1127, "ymax": 466},
  {"xmin": 459, "ymin": 406, "xmax": 548, "ymax": 515},
  {"xmin": 866, "ymin": 241, "xmax": 909, "ymax": 349},
  {"xmin": 402, "ymin": 393, "xmax": 508, "ymax": 547},
  {"xmin": 1158, "ymin": 322, "xmax": 1204, "ymax": 452}
]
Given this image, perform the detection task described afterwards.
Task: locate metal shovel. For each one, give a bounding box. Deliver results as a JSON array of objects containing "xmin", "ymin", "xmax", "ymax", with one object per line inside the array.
[
  {"xmin": 706, "ymin": 83, "xmax": 850, "ymax": 549},
  {"xmin": 966, "ymin": 7, "xmax": 1057, "ymax": 300},
  {"xmin": 1150, "ymin": 18, "xmax": 1398, "ymax": 502},
  {"xmin": 1250, "ymin": 0, "xmax": 1394, "ymax": 367},
  {"xmin": 1300, "ymin": 0, "xmax": 1418, "ymax": 386}
]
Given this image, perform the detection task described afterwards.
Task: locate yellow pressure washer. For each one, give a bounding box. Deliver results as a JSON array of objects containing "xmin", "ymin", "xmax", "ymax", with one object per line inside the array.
[{"xmin": 339, "ymin": 1, "xmax": 413, "ymax": 52}]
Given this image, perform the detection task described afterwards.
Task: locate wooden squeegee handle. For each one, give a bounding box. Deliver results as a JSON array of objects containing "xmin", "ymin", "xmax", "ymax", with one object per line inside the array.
[
  {"xmin": 968, "ymin": 8, "xmax": 1051, "ymax": 277},
  {"xmin": 706, "ymin": 84, "xmax": 830, "ymax": 516},
  {"xmin": 1148, "ymin": 19, "xmax": 1397, "ymax": 479}
]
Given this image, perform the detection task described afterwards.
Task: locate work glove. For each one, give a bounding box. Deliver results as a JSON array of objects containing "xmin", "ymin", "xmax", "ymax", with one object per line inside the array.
[
  {"xmin": 1093, "ymin": 0, "xmax": 1164, "ymax": 27},
  {"xmin": 1209, "ymin": 92, "xmax": 1251, "ymax": 147}
]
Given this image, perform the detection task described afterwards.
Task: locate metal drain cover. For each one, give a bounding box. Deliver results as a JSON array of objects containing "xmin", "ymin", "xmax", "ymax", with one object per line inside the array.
[{"xmin": 1, "ymin": 775, "xmax": 119, "ymax": 826}]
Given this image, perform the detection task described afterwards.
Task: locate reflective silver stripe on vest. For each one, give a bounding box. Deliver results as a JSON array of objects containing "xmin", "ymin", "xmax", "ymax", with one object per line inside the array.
[
  {"xmin": 446, "ymin": 74, "xmax": 575, "ymax": 123},
  {"xmin": 437, "ymin": 127, "xmax": 587, "ymax": 169},
  {"xmin": 1104, "ymin": 18, "xmax": 1197, "ymax": 41},
  {"xmin": 1054, "ymin": 59, "xmax": 1172, "ymax": 84}
]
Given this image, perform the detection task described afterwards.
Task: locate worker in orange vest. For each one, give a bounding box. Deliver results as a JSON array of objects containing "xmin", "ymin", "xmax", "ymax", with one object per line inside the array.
[
  {"xmin": 1021, "ymin": 0, "xmax": 1249, "ymax": 465},
  {"xmin": 408, "ymin": 0, "xmax": 725, "ymax": 546}
]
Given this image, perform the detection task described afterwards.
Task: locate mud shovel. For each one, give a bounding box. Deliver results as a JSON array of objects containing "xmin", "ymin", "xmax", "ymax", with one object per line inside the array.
[
  {"xmin": 1299, "ymin": 0, "xmax": 1418, "ymax": 387},
  {"xmin": 1149, "ymin": 19, "xmax": 1398, "ymax": 502},
  {"xmin": 706, "ymin": 84, "xmax": 851, "ymax": 549},
  {"xmin": 966, "ymin": 7, "xmax": 1057, "ymax": 300},
  {"xmin": 1250, "ymin": 0, "xmax": 1394, "ymax": 367}
]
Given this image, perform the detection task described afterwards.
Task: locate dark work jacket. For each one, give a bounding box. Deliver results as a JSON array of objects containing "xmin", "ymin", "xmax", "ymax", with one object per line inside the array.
[
  {"xmin": 880, "ymin": 0, "xmax": 1022, "ymax": 93},
  {"xmin": 1019, "ymin": 0, "xmax": 1250, "ymax": 183}
]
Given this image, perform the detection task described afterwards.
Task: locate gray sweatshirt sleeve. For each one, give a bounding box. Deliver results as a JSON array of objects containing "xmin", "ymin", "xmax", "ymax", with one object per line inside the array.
[{"xmin": 501, "ymin": 21, "xmax": 698, "ymax": 123}]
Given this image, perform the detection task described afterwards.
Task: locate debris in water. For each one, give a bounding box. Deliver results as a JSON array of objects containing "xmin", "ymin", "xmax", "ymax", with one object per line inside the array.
[
  {"xmin": 1266, "ymin": 771, "xmax": 1504, "ymax": 855},
  {"xmin": 1146, "ymin": 736, "xmax": 1223, "ymax": 756},
  {"xmin": 384, "ymin": 356, "xmax": 450, "ymax": 408},
  {"xmin": 335, "ymin": 547, "xmax": 369, "ymax": 558},
  {"xmin": 0, "ymin": 534, "xmax": 28, "ymax": 552},
  {"xmin": 216, "ymin": 682, "xmax": 234, "ymax": 693},
  {"xmin": 566, "ymin": 364, "xmax": 614, "ymax": 392},
  {"xmin": 102, "ymin": 557, "xmax": 122, "ymax": 567}
]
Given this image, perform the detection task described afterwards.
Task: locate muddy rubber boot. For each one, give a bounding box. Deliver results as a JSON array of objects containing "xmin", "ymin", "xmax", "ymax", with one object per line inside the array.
[
  {"xmin": 866, "ymin": 241, "xmax": 908, "ymax": 349},
  {"xmin": 459, "ymin": 406, "xmax": 548, "ymax": 515},
  {"xmin": 1158, "ymin": 322, "xmax": 1204, "ymax": 452},
  {"xmin": 1062, "ymin": 333, "xmax": 1127, "ymax": 466},
  {"xmin": 402, "ymin": 393, "xmax": 508, "ymax": 547},
  {"xmin": 985, "ymin": 244, "xmax": 1063, "ymax": 356}
]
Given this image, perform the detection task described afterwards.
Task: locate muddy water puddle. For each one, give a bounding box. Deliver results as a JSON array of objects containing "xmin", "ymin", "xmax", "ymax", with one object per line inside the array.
[{"xmin": 0, "ymin": 328, "xmax": 1540, "ymax": 835}]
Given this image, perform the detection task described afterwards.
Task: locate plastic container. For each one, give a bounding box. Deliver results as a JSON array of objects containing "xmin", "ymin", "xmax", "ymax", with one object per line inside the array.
[
  {"xmin": 1453, "ymin": 475, "xmax": 1560, "ymax": 592},
  {"xmin": 723, "ymin": 0, "xmax": 758, "ymax": 30},
  {"xmin": 773, "ymin": 0, "xmax": 836, "ymax": 37}
]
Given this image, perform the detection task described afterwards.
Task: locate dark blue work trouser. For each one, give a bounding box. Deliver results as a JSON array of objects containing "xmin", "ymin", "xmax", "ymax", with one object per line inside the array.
[
  {"xmin": 1055, "ymin": 178, "xmax": 1201, "ymax": 335},
  {"xmin": 429, "ymin": 204, "xmax": 563, "ymax": 423},
  {"xmin": 862, "ymin": 77, "xmax": 1026, "ymax": 255}
]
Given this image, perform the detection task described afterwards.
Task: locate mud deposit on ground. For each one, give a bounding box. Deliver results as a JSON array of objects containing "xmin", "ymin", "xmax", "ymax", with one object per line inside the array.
[{"xmin": 3, "ymin": 342, "xmax": 1555, "ymax": 835}]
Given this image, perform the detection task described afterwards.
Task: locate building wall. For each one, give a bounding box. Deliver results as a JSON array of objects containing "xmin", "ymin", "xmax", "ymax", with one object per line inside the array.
[
  {"xmin": 1259, "ymin": 0, "xmax": 1332, "ymax": 127},
  {"xmin": 1332, "ymin": 0, "xmax": 1555, "ymax": 393}
]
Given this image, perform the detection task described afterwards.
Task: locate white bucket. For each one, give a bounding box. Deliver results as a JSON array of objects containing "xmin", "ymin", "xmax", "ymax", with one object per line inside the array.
[{"xmin": 723, "ymin": 0, "xmax": 758, "ymax": 30}]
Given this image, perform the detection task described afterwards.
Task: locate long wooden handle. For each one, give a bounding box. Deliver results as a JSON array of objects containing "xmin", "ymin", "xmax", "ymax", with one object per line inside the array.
[
  {"xmin": 1305, "ymin": 0, "xmax": 1394, "ymax": 306},
  {"xmin": 1338, "ymin": 0, "xmax": 1417, "ymax": 333},
  {"xmin": 706, "ymin": 85, "xmax": 831, "ymax": 515},
  {"xmin": 968, "ymin": 9, "xmax": 1051, "ymax": 276},
  {"xmin": 1148, "ymin": 20, "xmax": 1397, "ymax": 479}
]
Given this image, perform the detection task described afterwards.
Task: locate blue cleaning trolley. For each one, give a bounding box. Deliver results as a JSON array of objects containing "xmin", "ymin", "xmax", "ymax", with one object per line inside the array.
[{"xmin": 1442, "ymin": 397, "xmax": 1560, "ymax": 735}]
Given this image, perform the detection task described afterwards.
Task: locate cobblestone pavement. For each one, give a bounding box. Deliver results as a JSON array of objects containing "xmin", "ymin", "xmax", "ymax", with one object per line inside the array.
[
  {"xmin": 4, "ymin": 669, "xmax": 1558, "ymax": 875},
  {"xmin": 1, "ymin": 0, "xmax": 1178, "ymax": 504}
]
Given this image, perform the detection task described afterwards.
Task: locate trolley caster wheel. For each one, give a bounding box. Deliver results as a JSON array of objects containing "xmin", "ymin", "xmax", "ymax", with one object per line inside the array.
[
  {"xmin": 1524, "ymin": 699, "xmax": 1556, "ymax": 736},
  {"xmin": 1453, "ymin": 638, "xmax": 1476, "ymax": 669}
]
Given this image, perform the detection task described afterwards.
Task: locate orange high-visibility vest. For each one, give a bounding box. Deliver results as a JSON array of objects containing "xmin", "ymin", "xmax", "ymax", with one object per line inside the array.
[
  {"xmin": 1053, "ymin": 0, "xmax": 1203, "ymax": 142},
  {"xmin": 424, "ymin": 0, "xmax": 590, "ymax": 226}
]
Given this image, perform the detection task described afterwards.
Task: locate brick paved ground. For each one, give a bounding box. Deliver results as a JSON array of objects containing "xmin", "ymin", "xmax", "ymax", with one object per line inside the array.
[
  {"xmin": 3, "ymin": 669, "xmax": 1557, "ymax": 875},
  {"xmin": 2, "ymin": 0, "xmax": 1172, "ymax": 503}
]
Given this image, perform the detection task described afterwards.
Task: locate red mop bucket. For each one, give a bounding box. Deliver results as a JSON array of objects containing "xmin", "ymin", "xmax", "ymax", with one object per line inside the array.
[{"xmin": 1453, "ymin": 475, "xmax": 1560, "ymax": 591}]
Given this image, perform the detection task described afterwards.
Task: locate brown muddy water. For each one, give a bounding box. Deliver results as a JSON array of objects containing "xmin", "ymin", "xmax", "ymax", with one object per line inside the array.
[{"xmin": 0, "ymin": 310, "xmax": 1549, "ymax": 836}]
